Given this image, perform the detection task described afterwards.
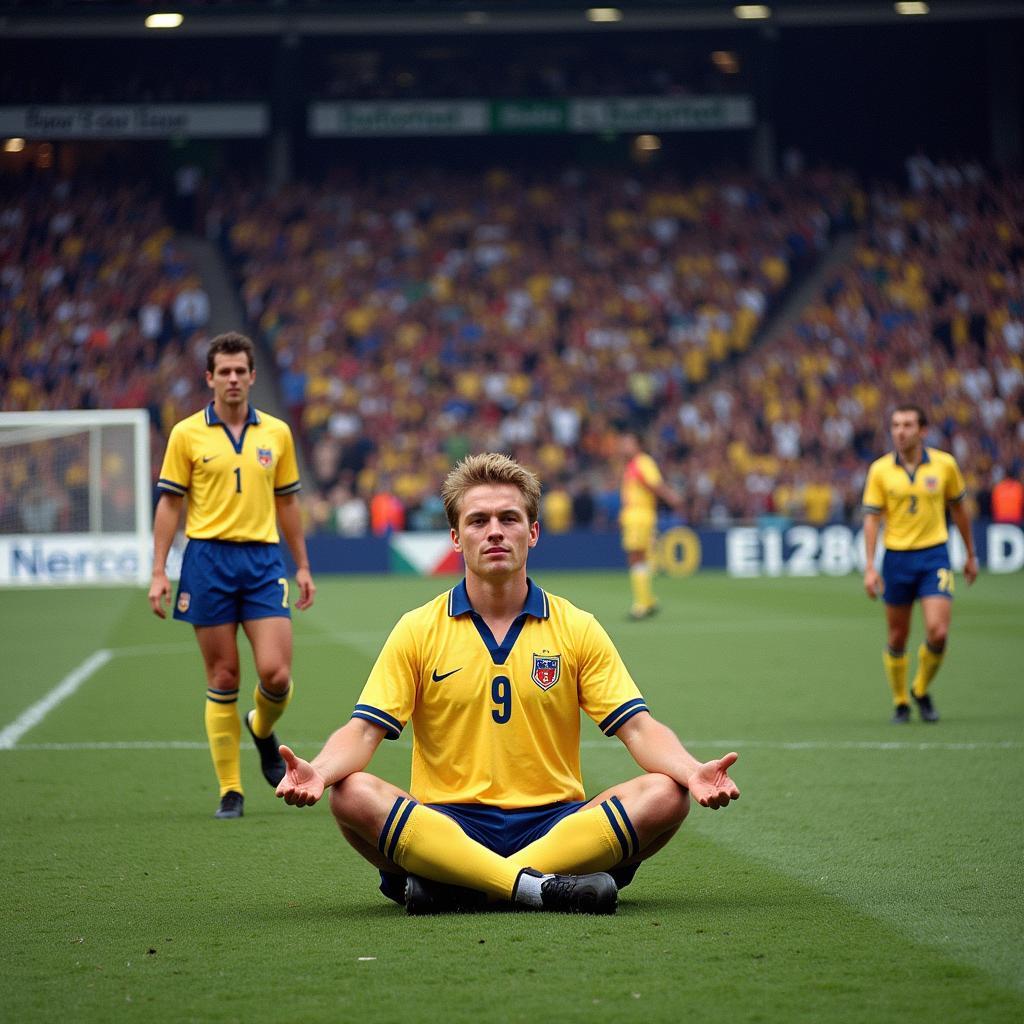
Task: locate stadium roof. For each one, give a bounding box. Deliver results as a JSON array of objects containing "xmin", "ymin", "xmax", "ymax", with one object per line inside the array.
[{"xmin": 2, "ymin": 1, "xmax": 1022, "ymax": 37}]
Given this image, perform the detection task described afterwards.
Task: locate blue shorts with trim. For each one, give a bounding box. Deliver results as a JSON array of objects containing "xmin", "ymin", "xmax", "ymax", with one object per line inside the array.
[
  {"xmin": 174, "ymin": 538, "xmax": 291, "ymax": 626},
  {"xmin": 378, "ymin": 801, "xmax": 641, "ymax": 905},
  {"xmin": 882, "ymin": 543, "xmax": 953, "ymax": 606}
]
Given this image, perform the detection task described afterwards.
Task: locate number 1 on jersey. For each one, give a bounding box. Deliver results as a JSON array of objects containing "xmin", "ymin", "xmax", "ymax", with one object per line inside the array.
[{"xmin": 234, "ymin": 467, "xmax": 242, "ymax": 493}]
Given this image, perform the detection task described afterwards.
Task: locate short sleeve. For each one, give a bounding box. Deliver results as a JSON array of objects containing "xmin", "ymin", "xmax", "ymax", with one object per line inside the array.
[
  {"xmin": 157, "ymin": 423, "xmax": 192, "ymax": 496},
  {"xmin": 862, "ymin": 462, "xmax": 884, "ymax": 514},
  {"xmin": 274, "ymin": 424, "xmax": 301, "ymax": 495},
  {"xmin": 577, "ymin": 614, "xmax": 649, "ymax": 736},
  {"xmin": 351, "ymin": 615, "xmax": 420, "ymax": 740},
  {"xmin": 945, "ymin": 456, "xmax": 967, "ymax": 502},
  {"xmin": 637, "ymin": 454, "xmax": 663, "ymax": 489}
]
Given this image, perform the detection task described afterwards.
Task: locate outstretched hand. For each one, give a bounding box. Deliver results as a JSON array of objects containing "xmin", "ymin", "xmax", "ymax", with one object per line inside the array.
[
  {"xmin": 688, "ymin": 751, "xmax": 740, "ymax": 810},
  {"xmin": 275, "ymin": 745, "xmax": 325, "ymax": 807}
]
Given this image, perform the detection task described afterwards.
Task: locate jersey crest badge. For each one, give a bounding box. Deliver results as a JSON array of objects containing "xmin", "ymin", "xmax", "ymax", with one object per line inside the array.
[
  {"xmin": 177, "ymin": 592, "xmax": 191, "ymax": 613},
  {"xmin": 257, "ymin": 447, "xmax": 273, "ymax": 468},
  {"xmin": 532, "ymin": 654, "xmax": 561, "ymax": 691},
  {"xmin": 924, "ymin": 476, "xmax": 938, "ymax": 491}
]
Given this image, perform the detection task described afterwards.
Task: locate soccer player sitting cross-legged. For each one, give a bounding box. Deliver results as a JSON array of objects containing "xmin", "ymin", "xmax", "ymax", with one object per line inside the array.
[{"xmin": 277, "ymin": 453, "xmax": 739, "ymax": 914}]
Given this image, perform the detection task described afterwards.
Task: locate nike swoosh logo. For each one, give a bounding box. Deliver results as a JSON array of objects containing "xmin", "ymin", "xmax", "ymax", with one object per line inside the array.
[
  {"xmin": 202, "ymin": 455, "xmax": 219, "ymax": 463},
  {"xmin": 431, "ymin": 667, "xmax": 462, "ymax": 682}
]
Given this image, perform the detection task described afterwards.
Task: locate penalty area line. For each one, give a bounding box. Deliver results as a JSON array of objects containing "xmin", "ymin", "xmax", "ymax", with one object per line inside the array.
[
  {"xmin": 0, "ymin": 649, "xmax": 113, "ymax": 750},
  {"xmin": 3, "ymin": 737, "xmax": 1020, "ymax": 754}
]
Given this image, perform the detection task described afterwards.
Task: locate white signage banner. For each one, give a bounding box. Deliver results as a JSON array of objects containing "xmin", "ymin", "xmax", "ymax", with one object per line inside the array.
[
  {"xmin": 723, "ymin": 524, "xmax": 1022, "ymax": 577},
  {"xmin": 0, "ymin": 534, "xmax": 144, "ymax": 585},
  {"xmin": 0, "ymin": 105, "xmax": 269, "ymax": 139}
]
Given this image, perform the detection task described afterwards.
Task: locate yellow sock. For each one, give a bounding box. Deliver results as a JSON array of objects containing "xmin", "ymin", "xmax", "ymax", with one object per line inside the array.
[
  {"xmin": 205, "ymin": 687, "xmax": 241, "ymax": 796},
  {"xmin": 630, "ymin": 563, "xmax": 654, "ymax": 611},
  {"xmin": 250, "ymin": 680, "xmax": 293, "ymax": 738},
  {"xmin": 882, "ymin": 650, "xmax": 909, "ymax": 706},
  {"xmin": 511, "ymin": 800, "xmax": 633, "ymax": 875},
  {"xmin": 384, "ymin": 800, "xmax": 521, "ymax": 900},
  {"xmin": 912, "ymin": 643, "xmax": 945, "ymax": 698}
]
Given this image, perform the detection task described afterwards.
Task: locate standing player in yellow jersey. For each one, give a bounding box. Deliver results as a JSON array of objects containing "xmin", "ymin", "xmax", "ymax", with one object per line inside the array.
[
  {"xmin": 276, "ymin": 453, "xmax": 738, "ymax": 915},
  {"xmin": 619, "ymin": 431, "xmax": 684, "ymax": 620},
  {"xmin": 862, "ymin": 405, "xmax": 978, "ymax": 724},
  {"xmin": 148, "ymin": 333, "xmax": 315, "ymax": 818}
]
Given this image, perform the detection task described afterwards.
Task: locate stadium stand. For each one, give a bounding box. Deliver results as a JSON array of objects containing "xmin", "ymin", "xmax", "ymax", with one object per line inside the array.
[
  {"xmin": 698, "ymin": 164, "xmax": 1024, "ymax": 526},
  {"xmin": 2, "ymin": 160, "xmax": 1020, "ymax": 536},
  {"xmin": 209, "ymin": 163, "xmax": 858, "ymax": 532},
  {"xmin": 0, "ymin": 177, "xmax": 213, "ymax": 530}
]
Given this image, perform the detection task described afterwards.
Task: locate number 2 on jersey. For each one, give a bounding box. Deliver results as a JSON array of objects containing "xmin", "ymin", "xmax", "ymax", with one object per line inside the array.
[{"xmin": 491, "ymin": 676, "xmax": 512, "ymax": 724}]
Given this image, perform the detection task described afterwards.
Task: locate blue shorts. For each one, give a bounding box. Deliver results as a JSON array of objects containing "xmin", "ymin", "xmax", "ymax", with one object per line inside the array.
[
  {"xmin": 378, "ymin": 801, "xmax": 641, "ymax": 905},
  {"xmin": 174, "ymin": 538, "xmax": 291, "ymax": 626},
  {"xmin": 882, "ymin": 544, "xmax": 954, "ymax": 606}
]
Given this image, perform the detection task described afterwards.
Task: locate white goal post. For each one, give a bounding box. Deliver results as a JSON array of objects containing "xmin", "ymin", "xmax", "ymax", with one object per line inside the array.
[{"xmin": 0, "ymin": 409, "xmax": 152, "ymax": 586}]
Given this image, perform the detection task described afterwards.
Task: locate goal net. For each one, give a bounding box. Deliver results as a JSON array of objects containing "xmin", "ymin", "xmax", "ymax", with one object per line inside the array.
[{"xmin": 0, "ymin": 410, "xmax": 152, "ymax": 586}]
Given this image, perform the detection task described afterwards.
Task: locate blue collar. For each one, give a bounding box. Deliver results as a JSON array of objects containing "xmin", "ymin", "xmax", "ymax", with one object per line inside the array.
[
  {"xmin": 205, "ymin": 402, "xmax": 260, "ymax": 427},
  {"xmin": 893, "ymin": 447, "xmax": 930, "ymax": 469},
  {"xmin": 447, "ymin": 577, "xmax": 549, "ymax": 620},
  {"xmin": 448, "ymin": 577, "xmax": 549, "ymax": 666},
  {"xmin": 894, "ymin": 447, "xmax": 930, "ymax": 482}
]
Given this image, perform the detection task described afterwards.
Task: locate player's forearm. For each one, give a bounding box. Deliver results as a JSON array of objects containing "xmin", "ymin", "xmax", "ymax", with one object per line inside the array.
[
  {"xmin": 656, "ymin": 483, "xmax": 681, "ymax": 508},
  {"xmin": 619, "ymin": 715, "xmax": 704, "ymax": 789},
  {"xmin": 309, "ymin": 719, "xmax": 383, "ymax": 787},
  {"xmin": 275, "ymin": 495, "xmax": 311, "ymax": 570},
  {"xmin": 863, "ymin": 513, "xmax": 881, "ymax": 564},
  {"xmin": 950, "ymin": 504, "xmax": 976, "ymax": 558},
  {"xmin": 151, "ymin": 495, "xmax": 183, "ymax": 573}
]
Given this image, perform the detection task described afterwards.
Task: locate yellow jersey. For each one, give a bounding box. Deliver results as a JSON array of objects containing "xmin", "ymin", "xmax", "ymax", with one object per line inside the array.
[
  {"xmin": 620, "ymin": 453, "xmax": 662, "ymax": 525},
  {"xmin": 157, "ymin": 403, "xmax": 301, "ymax": 543},
  {"xmin": 862, "ymin": 447, "xmax": 966, "ymax": 551},
  {"xmin": 353, "ymin": 579, "xmax": 649, "ymax": 808}
]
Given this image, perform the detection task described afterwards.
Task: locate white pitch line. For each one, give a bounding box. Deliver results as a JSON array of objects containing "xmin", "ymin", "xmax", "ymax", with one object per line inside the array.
[
  {"xmin": 671, "ymin": 739, "xmax": 1024, "ymax": 752},
  {"xmin": 0, "ymin": 649, "xmax": 112, "ymax": 750},
  {"xmin": 3, "ymin": 737, "xmax": 1020, "ymax": 753},
  {"xmin": 0, "ymin": 631, "xmax": 384, "ymax": 748}
]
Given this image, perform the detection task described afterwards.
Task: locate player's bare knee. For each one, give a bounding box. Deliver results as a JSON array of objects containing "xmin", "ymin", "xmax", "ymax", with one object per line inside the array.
[
  {"xmin": 328, "ymin": 776, "xmax": 357, "ymax": 825},
  {"xmin": 645, "ymin": 773, "xmax": 689, "ymax": 827},
  {"xmin": 887, "ymin": 629, "xmax": 908, "ymax": 651},
  {"xmin": 208, "ymin": 665, "xmax": 239, "ymax": 690},
  {"xmin": 260, "ymin": 667, "xmax": 291, "ymax": 693},
  {"xmin": 329, "ymin": 772, "xmax": 377, "ymax": 829},
  {"xmin": 926, "ymin": 627, "xmax": 948, "ymax": 650}
]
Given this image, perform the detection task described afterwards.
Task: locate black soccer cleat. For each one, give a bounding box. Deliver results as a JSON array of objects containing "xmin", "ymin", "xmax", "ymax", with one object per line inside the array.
[
  {"xmin": 515, "ymin": 867, "xmax": 618, "ymax": 915},
  {"xmin": 214, "ymin": 790, "xmax": 244, "ymax": 819},
  {"xmin": 245, "ymin": 709, "xmax": 287, "ymax": 787},
  {"xmin": 911, "ymin": 692, "xmax": 940, "ymax": 723},
  {"xmin": 404, "ymin": 874, "xmax": 488, "ymax": 916},
  {"xmin": 890, "ymin": 704, "xmax": 911, "ymax": 724}
]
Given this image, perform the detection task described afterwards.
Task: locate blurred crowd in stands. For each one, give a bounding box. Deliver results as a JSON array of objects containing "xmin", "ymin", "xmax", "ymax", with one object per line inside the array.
[
  {"xmin": 2, "ymin": 156, "xmax": 1022, "ymax": 537},
  {"xmin": 657, "ymin": 157, "xmax": 1024, "ymax": 529},
  {"xmin": 0, "ymin": 179, "xmax": 211, "ymax": 533},
  {"xmin": 210, "ymin": 163, "xmax": 853, "ymax": 533}
]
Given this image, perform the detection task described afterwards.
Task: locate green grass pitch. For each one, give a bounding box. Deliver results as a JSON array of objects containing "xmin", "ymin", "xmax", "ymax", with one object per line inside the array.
[{"xmin": 2, "ymin": 571, "xmax": 1022, "ymax": 1022}]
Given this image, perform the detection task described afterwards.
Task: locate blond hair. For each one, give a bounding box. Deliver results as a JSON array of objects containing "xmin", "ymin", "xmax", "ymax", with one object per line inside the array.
[{"xmin": 441, "ymin": 453, "xmax": 541, "ymax": 531}]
